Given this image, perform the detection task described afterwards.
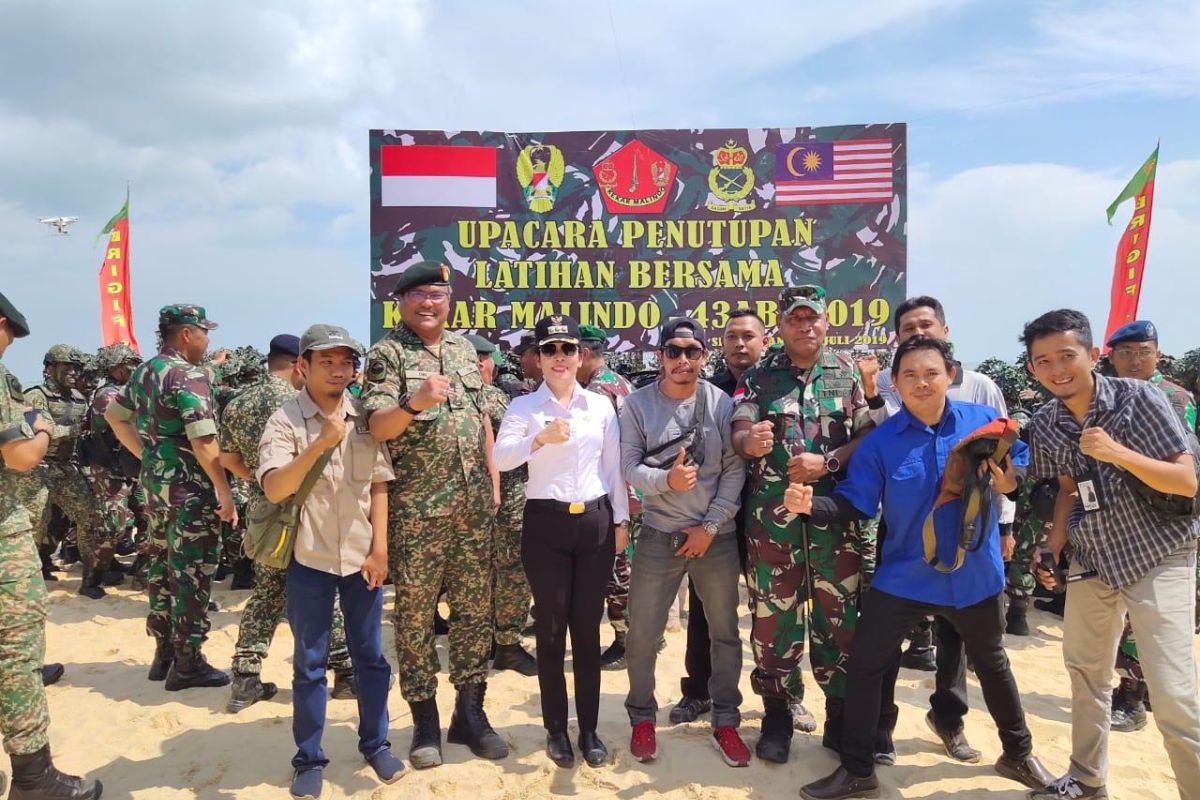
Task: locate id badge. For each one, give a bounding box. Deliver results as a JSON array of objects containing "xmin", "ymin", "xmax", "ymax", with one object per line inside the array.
[{"xmin": 1077, "ymin": 473, "xmax": 1103, "ymax": 513}]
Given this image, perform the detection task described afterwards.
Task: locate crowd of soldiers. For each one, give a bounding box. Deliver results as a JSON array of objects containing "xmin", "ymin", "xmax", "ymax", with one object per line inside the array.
[{"xmin": 1, "ymin": 269, "xmax": 1199, "ymax": 799}]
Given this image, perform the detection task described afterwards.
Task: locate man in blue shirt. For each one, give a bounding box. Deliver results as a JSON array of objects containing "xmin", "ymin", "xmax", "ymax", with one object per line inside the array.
[{"xmin": 791, "ymin": 336, "xmax": 1052, "ymax": 800}]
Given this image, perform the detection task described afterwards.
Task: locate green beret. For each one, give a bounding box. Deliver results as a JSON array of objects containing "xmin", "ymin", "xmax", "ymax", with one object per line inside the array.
[
  {"xmin": 578, "ymin": 324, "xmax": 609, "ymax": 350},
  {"xmin": 0, "ymin": 291, "xmax": 30, "ymax": 337},
  {"xmin": 391, "ymin": 261, "xmax": 452, "ymax": 296},
  {"xmin": 464, "ymin": 334, "xmax": 496, "ymax": 354}
]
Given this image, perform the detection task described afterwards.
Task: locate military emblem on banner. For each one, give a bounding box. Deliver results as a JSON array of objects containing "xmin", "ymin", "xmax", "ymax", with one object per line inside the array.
[
  {"xmin": 516, "ymin": 144, "xmax": 565, "ymax": 213},
  {"xmin": 705, "ymin": 139, "xmax": 756, "ymax": 213},
  {"xmin": 593, "ymin": 140, "xmax": 677, "ymax": 214}
]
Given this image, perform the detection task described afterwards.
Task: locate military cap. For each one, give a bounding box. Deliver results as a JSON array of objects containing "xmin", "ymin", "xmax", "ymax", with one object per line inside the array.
[
  {"xmin": 578, "ymin": 324, "xmax": 609, "ymax": 351},
  {"xmin": 1106, "ymin": 319, "xmax": 1158, "ymax": 348},
  {"xmin": 159, "ymin": 304, "xmax": 218, "ymax": 330},
  {"xmin": 536, "ymin": 315, "xmax": 580, "ymax": 346},
  {"xmin": 780, "ymin": 284, "xmax": 827, "ymax": 315},
  {"xmin": 43, "ymin": 344, "xmax": 86, "ymax": 366},
  {"xmin": 299, "ymin": 323, "xmax": 364, "ymax": 356},
  {"xmin": 513, "ymin": 332, "xmax": 537, "ymax": 355},
  {"xmin": 0, "ymin": 291, "xmax": 30, "ymax": 337},
  {"xmin": 464, "ymin": 334, "xmax": 497, "ymax": 354},
  {"xmin": 390, "ymin": 260, "xmax": 452, "ymax": 296},
  {"xmin": 659, "ymin": 316, "xmax": 708, "ymax": 349},
  {"xmin": 268, "ymin": 334, "xmax": 300, "ymax": 357}
]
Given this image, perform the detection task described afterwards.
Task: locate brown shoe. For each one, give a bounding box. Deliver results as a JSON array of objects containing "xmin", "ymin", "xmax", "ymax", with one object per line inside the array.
[
  {"xmin": 995, "ymin": 753, "xmax": 1055, "ymax": 789},
  {"xmin": 799, "ymin": 766, "xmax": 881, "ymax": 800}
]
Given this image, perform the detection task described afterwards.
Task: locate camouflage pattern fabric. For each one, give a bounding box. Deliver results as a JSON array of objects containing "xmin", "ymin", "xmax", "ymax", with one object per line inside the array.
[
  {"xmin": 23, "ymin": 376, "xmax": 97, "ymax": 553},
  {"xmin": 81, "ymin": 381, "xmax": 135, "ymax": 572},
  {"xmin": 362, "ymin": 323, "xmax": 494, "ymax": 701},
  {"xmin": 0, "ymin": 362, "xmax": 51, "ymax": 756},
  {"xmin": 496, "ymin": 372, "xmax": 537, "ymax": 401},
  {"xmin": 482, "ymin": 384, "xmax": 531, "ymax": 646},
  {"xmin": 1007, "ymin": 476, "xmax": 1052, "ymax": 599},
  {"xmin": 732, "ymin": 347, "xmax": 871, "ymax": 701},
  {"xmin": 112, "ymin": 346, "xmax": 221, "ymax": 651},
  {"xmin": 1151, "ymin": 371, "xmax": 1198, "ymax": 432}
]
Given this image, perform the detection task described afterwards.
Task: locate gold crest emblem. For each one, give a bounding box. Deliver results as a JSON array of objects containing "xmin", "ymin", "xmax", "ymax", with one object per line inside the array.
[
  {"xmin": 516, "ymin": 144, "xmax": 566, "ymax": 213},
  {"xmin": 706, "ymin": 139, "xmax": 756, "ymax": 213}
]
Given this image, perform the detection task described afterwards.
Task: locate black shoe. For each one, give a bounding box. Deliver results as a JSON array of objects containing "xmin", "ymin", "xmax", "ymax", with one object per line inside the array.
[
  {"xmin": 164, "ymin": 647, "xmax": 230, "ymax": 691},
  {"xmin": 599, "ymin": 640, "xmax": 626, "ymax": 671},
  {"xmin": 1034, "ymin": 596, "xmax": 1065, "ymax": 618},
  {"xmin": 101, "ymin": 569, "xmax": 125, "ymax": 587},
  {"xmin": 994, "ymin": 753, "xmax": 1055, "ymax": 789},
  {"xmin": 755, "ymin": 698, "xmax": 793, "ymax": 764},
  {"xmin": 578, "ymin": 731, "xmax": 608, "ymax": 767},
  {"xmin": 447, "ymin": 682, "xmax": 509, "ymax": 759},
  {"xmin": 38, "ymin": 546, "xmax": 60, "ymax": 582},
  {"xmin": 78, "ymin": 570, "xmax": 106, "ymax": 600},
  {"xmin": 925, "ymin": 711, "xmax": 980, "ymax": 762},
  {"xmin": 230, "ymin": 556, "xmax": 256, "ymax": 590},
  {"xmin": 214, "ymin": 560, "xmax": 233, "ymax": 582},
  {"xmin": 668, "ymin": 694, "xmax": 712, "ymax": 724},
  {"xmin": 900, "ymin": 646, "xmax": 936, "ymax": 671},
  {"xmin": 330, "ymin": 670, "xmax": 358, "ymax": 700},
  {"xmin": 1110, "ymin": 700, "xmax": 1148, "ymax": 732},
  {"xmin": 225, "ymin": 673, "xmax": 277, "ymax": 713},
  {"xmin": 874, "ymin": 727, "xmax": 896, "ymax": 766},
  {"xmin": 1006, "ymin": 595, "xmax": 1031, "ymax": 636},
  {"xmin": 8, "ymin": 744, "xmax": 102, "ymax": 800},
  {"xmin": 546, "ymin": 732, "xmax": 574, "ymax": 768},
  {"xmin": 799, "ymin": 766, "xmax": 880, "ymax": 800},
  {"xmin": 41, "ymin": 664, "xmax": 64, "ymax": 687},
  {"xmin": 491, "ymin": 643, "xmax": 538, "ymax": 676},
  {"xmin": 148, "ymin": 638, "xmax": 173, "ymax": 682},
  {"xmin": 433, "ymin": 611, "xmax": 450, "ymax": 636},
  {"xmin": 408, "ymin": 698, "xmax": 443, "ymax": 769}
]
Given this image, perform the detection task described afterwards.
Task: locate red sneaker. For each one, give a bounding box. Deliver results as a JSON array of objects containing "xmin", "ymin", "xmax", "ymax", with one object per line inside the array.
[
  {"xmin": 712, "ymin": 726, "xmax": 751, "ymax": 767},
  {"xmin": 630, "ymin": 720, "xmax": 658, "ymax": 762}
]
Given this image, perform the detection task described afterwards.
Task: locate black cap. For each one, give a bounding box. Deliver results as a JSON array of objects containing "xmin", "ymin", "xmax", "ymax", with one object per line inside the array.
[
  {"xmin": 268, "ymin": 334, "xmax": 300, "ymax": 357},
  {"xmin": 659, "ymin": 316, "xmax": 708, "ymax": 348},
  {"xmin": 513, "ymin": 332, "xmax": 537, "ymax": 355},
  {"xmin": 464, "ymin": 334, "xmax": 496, "ymax": 354},
  {"xmin": 390, "ymin": 260, "xmax": 452, "ymax": 296},
  {"xmin": 0, "ymin": 291, "xmax": 30, "ymax": 337},
  {"xmin": 534, "ymin": 315, "xmax": 580, "ymax": 346}
]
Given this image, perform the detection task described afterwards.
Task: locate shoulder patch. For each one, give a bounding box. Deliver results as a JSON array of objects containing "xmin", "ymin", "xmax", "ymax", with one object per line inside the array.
[{"xmin": 6, "ymin": 372, "xmax": 23, "ymax": 401}]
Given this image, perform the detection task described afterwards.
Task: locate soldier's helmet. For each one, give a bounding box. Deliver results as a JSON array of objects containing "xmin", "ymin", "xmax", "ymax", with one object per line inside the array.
[
  {"xmin": 43, "ymin": 343, "xmax": 87, "ymax": 366},
  {"xmin": 96, "ymin": 343, "xmax": 142, "ymax": 374}
]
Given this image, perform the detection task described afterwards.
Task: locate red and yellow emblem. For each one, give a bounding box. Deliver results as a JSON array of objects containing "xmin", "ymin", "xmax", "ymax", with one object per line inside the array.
[{"xmin": 592, "ymin": 140, "xmax": 677, "ymax": 214}]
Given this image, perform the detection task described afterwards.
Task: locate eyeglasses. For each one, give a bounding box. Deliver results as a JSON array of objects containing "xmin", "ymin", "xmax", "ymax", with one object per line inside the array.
[
  {"xmin": 406, "ymin": 290, "xmax": 449, "ymax": 304},
  {"xmin": 539, "ymin": 342, "xmax": 578, "ymax": 357},
  {"xmin": 663, "ymin": 344, "xmax": 705, "ymax": 360},
  {"xmin": 1112, "ymin": 347, "xmax": 1156, "ymax": 361}
]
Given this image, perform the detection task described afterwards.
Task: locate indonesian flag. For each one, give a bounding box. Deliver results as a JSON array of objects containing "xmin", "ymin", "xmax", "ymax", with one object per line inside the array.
[{"xmin": 380, "ymin": 145, "xmax": 497, "ymax": 208}]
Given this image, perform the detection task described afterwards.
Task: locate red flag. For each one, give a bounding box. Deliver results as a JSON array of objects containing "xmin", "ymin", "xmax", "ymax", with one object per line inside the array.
[
  {"xmin": 1103, "ymin": 146, "xmax": 1159, "ymax": 350},
  {"xmin": 96, "ymin": 191, "xmax": 139, "ymax": 352}
]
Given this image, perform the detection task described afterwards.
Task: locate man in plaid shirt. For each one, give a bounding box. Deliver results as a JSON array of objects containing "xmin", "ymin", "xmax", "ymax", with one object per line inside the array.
[{"xmin": 1022, "ymin": 309, "xmax": 1200, "ymax": 800}]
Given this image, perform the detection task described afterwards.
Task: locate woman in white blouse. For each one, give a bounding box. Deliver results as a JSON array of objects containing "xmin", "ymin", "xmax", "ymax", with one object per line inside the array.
[{"xmin": 493, "ymin": 314, "xmax": 630, "ymax": 770}]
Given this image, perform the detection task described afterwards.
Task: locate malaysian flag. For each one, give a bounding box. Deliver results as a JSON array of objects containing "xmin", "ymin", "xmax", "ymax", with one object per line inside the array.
[{"xmin": 774, "ymin": 139, "xmax": 893, "ymax": 205}]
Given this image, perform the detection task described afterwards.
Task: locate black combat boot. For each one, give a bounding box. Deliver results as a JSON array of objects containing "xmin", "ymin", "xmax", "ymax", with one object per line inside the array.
[
  {"xmin": 599, "ymin": 632, "xmax": 627, "ymax": 671},
  {"xmin": 330, "ymin": 668, "xmax": 358, "ymax": 700},
  {"xmin": 147, "ymin": 637, "xmax": 173, "ymax": 681},
  {"xmin": 41, "ymin": 664, "xmax": 64, "ymax": 687},
  {"xmin": 900, "ymin": 621, "xmax": 936, "ymax": 671},
  {"xmin": 447, "ymin": 682, "xmax": 509, "ymax": 759},
  {"xmin": 756, "ymin": 697, "xmax": 794, "ymax": 763},
  {"xmin": 491, "ymin": 642, "xmax": 538, "ymax": 676},
  {"xmin": 164, "ymin": 645, "xmax": 230, "ymax": 691},
  {"xmin": 38, "ymin": 545, "xmax": 59, "ymax": 582},
  {"xmin": 78, "ymin": 569, "xmax": 106, "ymax": 600},
  {"xmin": 408, "ymin": 698, "xmax": 443, "ymax": 769},
  {"xmin": 1111, "ymin": 682, "xmax": 1148, "ymax": 733},
  {"xmin": 225, "ymin": 673, "xmax": 277, "ymax": 713},
  {"xmin": 1034, "ymin": 594, "xmax": 1066, "ymax": 618},
  {"xmin": 8, "ymin": 744, "xmax": 102, "ymax": 799},
  {"xmin": 1005, "ymin": 595, "xmax": 1031, "ymax": 636},
  {"xmin": 822, "ymin": 697, "xmax": 845, "ymax": 753},
  {"xmin": 229, "ymin": 556, "xmax": 256, "ymax": 590}
]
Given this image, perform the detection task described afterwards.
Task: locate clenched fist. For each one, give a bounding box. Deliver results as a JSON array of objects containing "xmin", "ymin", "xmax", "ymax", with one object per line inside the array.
[
  {"xmin": 316, "ymin": 413, "xmax": 347, "ymax": 452},
  {"xmin": 744, "ymin": 420, "xmax": 775, "ymax": 458},
  {"xmin": 536, "ymin": 418, "xmax": 571, "ymax": 446},
  {"xmin": 411, "ymin": 374, "xmax": 452, "ymax": 412},
  {"xmin": 784, "ymin": 482, "xmax": 814, "ymax": 515}
]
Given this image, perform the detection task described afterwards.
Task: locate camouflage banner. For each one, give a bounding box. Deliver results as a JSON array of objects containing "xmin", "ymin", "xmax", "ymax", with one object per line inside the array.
[{"xmin": 370, "ymin": 124, "xmax": 906, "ymax": 351}]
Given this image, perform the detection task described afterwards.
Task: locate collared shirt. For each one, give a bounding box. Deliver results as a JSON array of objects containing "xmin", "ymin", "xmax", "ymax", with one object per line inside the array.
[
  {"xmin": 836, "ymin": 400, "xmax": 1028, "ymax": 608},
  {"xmin": 493, "ymin": 381, "xmax": 629, "ymax": 524},
  {"xmin": 258, "ymin": 390, "xmax": 394, "ymax": 577},
  {"xmin": 1028, "ymin": 373, "xmax": 1200, "ymax": 589}
]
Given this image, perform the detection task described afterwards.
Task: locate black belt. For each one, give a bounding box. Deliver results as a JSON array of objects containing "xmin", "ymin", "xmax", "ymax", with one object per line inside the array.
[{"xmin": 526, "ymin": 497, "xmax": 608, "ymax": 516}]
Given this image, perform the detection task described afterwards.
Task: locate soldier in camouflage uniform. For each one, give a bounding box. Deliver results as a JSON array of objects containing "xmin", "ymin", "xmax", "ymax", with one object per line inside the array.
[
  {"xmin": 577, "ymin": 325, "xmax": 640, "ymax": 669},
  {"xmin": 496, "ymin": 332, "xmax": 541, "ymax": 400},
  {"xmin": 106, "ymin": 305, "xmax": 235, "ymax": 692},
  {"xmin": 362, "ymin": 261, "xmax": 507, "ymax": 768},
  {"xmin": 465, "ymin": 334, "xmax": 537, "ymax": 677},
  {"xmin": 22, "ymin": 345, "xmax": 97, "ymax": 580},
  {"xmin": 0, "ymin": 292, "xmax": 102, "ymax": 799},
  {"xmin": 1105, "ymin": 320, "xmax": 1199, "ymax": 733},
  {"xmin": 731, "ymin": 285, "xmax": 873, "ymax": 764}
]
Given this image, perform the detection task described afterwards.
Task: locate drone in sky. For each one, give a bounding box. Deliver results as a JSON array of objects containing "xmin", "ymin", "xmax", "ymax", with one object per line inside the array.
[{"xmin": 39, "ymin": 216, "xmax": 79, "ymax": 235}]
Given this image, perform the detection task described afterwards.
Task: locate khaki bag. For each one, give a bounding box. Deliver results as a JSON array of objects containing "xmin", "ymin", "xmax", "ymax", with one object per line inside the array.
[{"xmin": 243, "ymin": 448, "xmax": 334, "ymax": 570}]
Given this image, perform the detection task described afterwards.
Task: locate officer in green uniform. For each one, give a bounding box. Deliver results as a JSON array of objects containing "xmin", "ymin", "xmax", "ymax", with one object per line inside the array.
[
  {"xmin": 363, "ymin": 261, "xmax": 507, "ymax": 769},
  {"xmin": 731, "ymin": 284, "xmax": 873, "ymax": 764},
  {"xmin": 0, "ymin": 291, "xmax": 102, "ymax": 799}
]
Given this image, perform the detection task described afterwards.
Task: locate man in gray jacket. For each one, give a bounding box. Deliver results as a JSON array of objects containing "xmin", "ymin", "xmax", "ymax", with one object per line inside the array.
[{"xmin": 618, "ymin": 317, "xmax": 751, "ymax": 767}]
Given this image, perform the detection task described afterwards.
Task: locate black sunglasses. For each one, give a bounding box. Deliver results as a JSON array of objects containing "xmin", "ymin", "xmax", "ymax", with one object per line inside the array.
[
  {"xmin": 539, "ymin": 342, "xmax": 578, "ymax": 357},
  {"xmin": 662, "ymin": 344, "xmax": 705, "ymax": 360}
]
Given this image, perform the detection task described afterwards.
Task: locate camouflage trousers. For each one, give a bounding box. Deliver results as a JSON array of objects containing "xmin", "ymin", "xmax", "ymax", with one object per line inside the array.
[
  {"xmin": 389, "ymin": 489, "xmax": 494, "ymax": 702},
  {"xmin": 1006, "ymin": 522, "xmax": 1049, "ymax": 599},
  {"xmin": 857, "ymin": 518, "xmax": 878, "ymax": 589},
  {"xmin": 605, "ymin": 512, "xmax": 639, "ymax": 639},
  {"xmin": 493, "ymin": 485, "xmax": 531, "ymax": 646},
  {"xmin": 0, "ymin": 531, "xmax": 50, "ymax": 756},
  {"xmin": 232, "ymin": 560, "xmax": 352, "ymax": 676},
  {"xmin": 27, "ymin": 462, "xmax": 96, "ymax": 552},
  {"xmin": 1115, "ymin": 540, "xmax": 1200, "ymax": 691},
  {"xmin": 143, "ymin": 484, "xmax": 221, "ymax": 651},
  {"xmin": 83, "ymin": 466, "xmax": 134, "ymax": 573},
  {"xmin": 745, "ymin": 519, "xmax": 862, "ymax": 702}
]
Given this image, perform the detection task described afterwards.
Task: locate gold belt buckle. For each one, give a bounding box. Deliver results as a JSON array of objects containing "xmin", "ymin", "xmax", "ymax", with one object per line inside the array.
[{"xmin": 568, "ymin": 502, "xmax": 585, "ymax": 515}]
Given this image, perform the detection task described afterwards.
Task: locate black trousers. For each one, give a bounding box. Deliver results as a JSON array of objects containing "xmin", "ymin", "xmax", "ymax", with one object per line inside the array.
[
  {"xmin": 842, "ymin": 588, "xmax": 1033, "ymax": 778},
  {"xmin": 882, "ymin": 616, "xmax": 970, "ymax": 731},
  {"xmin": 681, "ymin": 528, "xmax": 747, "ymax": 699},
  {"xmin": 521, "ymin": 500, "xmax": 616, "ymax": 736}
]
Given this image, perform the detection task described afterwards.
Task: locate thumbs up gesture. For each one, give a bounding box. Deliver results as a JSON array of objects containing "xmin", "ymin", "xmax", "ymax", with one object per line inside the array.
[
  {"xmin": 667, "ymin": 448, "xmax": 698, "ymax": 492},
  {"xmin": 784, "ymin": 482, "xmax": 814, "ymax": 515}
]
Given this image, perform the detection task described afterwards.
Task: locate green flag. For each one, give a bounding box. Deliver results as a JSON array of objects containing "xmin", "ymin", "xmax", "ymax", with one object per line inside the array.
[{"xmin": 1106, "ymin": 145, "xmax": 1159, "ymax": 225}]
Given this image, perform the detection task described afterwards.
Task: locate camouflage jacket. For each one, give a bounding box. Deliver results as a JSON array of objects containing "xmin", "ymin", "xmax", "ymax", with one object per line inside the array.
[
  {"xmin": 219, "ymin": 374, "xmax": 296, "ymax": 502},
  {"xmin": 1151, "ymin": 371, "xmax": 1197, "ymax": 432},
  {"xmin": 24, "ymin": 376, "xmax": 87, "ymax": 463},
  {"xmin": 0, "ymin": 363, "xmax": 35, "ymax": 536},
  {"xmin": 110, "ymin": 346, "xmax": 219, "ymax": 490},
  {"xmin": 586, "ymin": 366, "xmax": 633, "ymax": 414},
  {"xmin": 732, "ymin": 347, "xmax": 871, "ymax": 504},
  {"xmin": 496, "ymin": 372, "xmax": 537, "ymax": 400},
  {"xmin": 483, "ymin": 383, "xmax": 528, "ymax": 497},
  {"xmin": 362, "ymin": 323, "xmax": 488, "ymax": 518}
]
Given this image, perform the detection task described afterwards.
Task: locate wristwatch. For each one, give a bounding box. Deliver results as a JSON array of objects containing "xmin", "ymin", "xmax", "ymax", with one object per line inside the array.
[
  {"xmin": 824, "ymin": 452, "xmax": 841, "ymax": 475},
  {"xmin": 701, "ymin": 521, "xmax": 719, "ymax": 536},
  {"xmin": 399, "ymin": 393, "xmax": 419, "ymax": 415}
]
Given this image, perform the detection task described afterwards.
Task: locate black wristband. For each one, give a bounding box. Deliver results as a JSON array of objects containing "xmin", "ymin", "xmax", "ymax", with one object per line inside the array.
[{"xmin": 866, "ymin": 394, "xmax": 885, "ymax": 410}]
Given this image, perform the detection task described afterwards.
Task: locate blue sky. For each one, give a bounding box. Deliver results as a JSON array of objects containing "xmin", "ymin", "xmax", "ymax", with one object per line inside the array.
[{"xmin": 1, "ymin": 0, "xmax": 1198, "ymax": 381}]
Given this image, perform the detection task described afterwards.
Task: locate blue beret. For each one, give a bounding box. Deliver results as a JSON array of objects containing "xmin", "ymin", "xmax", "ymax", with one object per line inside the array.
[
  {"xmin": 269, "ymin": 334, "xmax": 300, "ymax": 357},
  {"xmin": 1106, "ymin": 320, "xmax": 1158, "ymax": 348}
]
